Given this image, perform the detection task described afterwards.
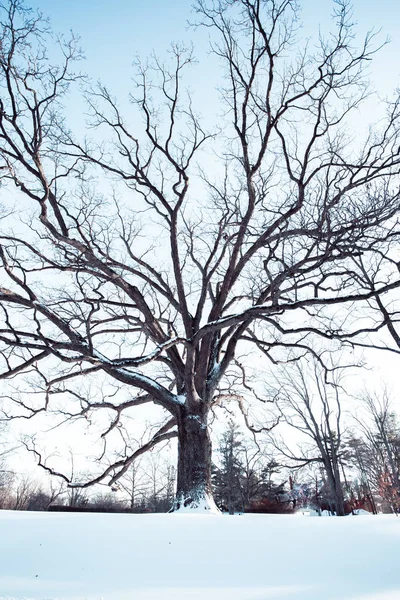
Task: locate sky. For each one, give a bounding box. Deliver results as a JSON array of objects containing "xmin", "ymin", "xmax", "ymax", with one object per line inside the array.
[
  {"xmin": 25, "ymin": 0, "xmax": 400, "ymax": 385},
  {"xmin": 29, "ymin": 0, "xmax": 400, "ymax": 94},
  {"xmin": 27, "ymin": 0, "xmax": 400, "ymax": 166},
  {"xmin": 2, "ymin": 0, "xmax": 400, "ymax": 485}
]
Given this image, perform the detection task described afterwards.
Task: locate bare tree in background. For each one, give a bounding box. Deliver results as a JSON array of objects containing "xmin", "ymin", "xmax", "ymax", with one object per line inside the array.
[
  {"xmin": 12, "ymin": 473, "xmax": 38, "ymax": 510},
  {"xmin": 116, "ymin": 459, "xmax": 149, "ymax": 512},
  {"xmin": 354, "ymin": 390, "xmax": 400, "ymax": 512},
  {"xmin": 0, "ymin": 0, "xmax": 400, "ymax": 511},
  {"xmin": 237, "ymin": 437, "xmax": 265, "ymax": 511},
  {"xmin": 0, "ymin": 422, "xmax": 16, "ymax": 508},
  {"xmin": 0, "ymin": 460, "xmax": 14, "ymax": 508},
  {"xmin": 346, "ymin": 434, "xmax": 378, "ymax": 514},
  {"xmin": 270, "ymin": 358, "xmax": 348, "ymax": 515}
]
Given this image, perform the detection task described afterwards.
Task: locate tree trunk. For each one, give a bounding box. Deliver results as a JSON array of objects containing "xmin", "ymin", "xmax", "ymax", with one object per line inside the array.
[
  {"xmin": 172, "ymin": 406, "xmax": 219, "ymax": 513},
  {"xmin": 333, "ymin": 462, "xmax": 346, "ymax": 517},
  {"xmin": 325, "ymin": 462, "xmax": 346, "ymax": 516}
]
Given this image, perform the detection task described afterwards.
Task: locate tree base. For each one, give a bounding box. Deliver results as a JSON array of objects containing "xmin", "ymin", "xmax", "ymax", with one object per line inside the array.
[{"xmin": 171, "ymin": 490, "xmax": 221, "ymax": 514}]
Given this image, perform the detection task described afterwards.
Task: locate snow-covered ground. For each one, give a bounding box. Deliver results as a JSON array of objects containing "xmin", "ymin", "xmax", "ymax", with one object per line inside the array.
[{"xmin": 0, "ymin": 510, "xmax": 399, "ymax": 600}]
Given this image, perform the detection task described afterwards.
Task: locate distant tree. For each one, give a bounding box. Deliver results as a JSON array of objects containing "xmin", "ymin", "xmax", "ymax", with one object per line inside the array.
[
  {"xmin": 236, "ymin": 438, "xmax": 264, "ymax": 511},
  {"xmin": 270, "ymin": 358, "xmax": 348, "ymax": 515},
  {"xmin": 354, "ymin": 391, "xmax": 400, "ymax": 513},
  {"xmin": 12, "ymin": 474, "xmax": 38, "ymax": 510},
  {"xmin": 66, "ymin": 485, "xmax": 88, "ymax": 508},
  {"xmin": 25, "ymin": 489, "xmax": 52, "ymax": 511},
  {"xmin": 259, "ymin": 459, "xmax": 281, "ymax": 494},
  {"xmin": 0, "ymin": 422, "xmax": 16, "ymax": 508},
  {"xmin": 116, "ymin": 459, "xmax": 149, "ymax": 512},
  {"xmin": 89, "ymin": 491, "xmax": 124, "ymax": 512},
  {"xmin": 0, "ymin": 460, "xmax": 14, "ymax": 509},
  {"xmin": 246, "ymin": 458, "xmax": 292, "ymax": 513},
  {"xmin": 345, "ymin": 434, "xmax": 378, "ymax": 514},
  {"xmin": 23, "ymin": 476, "xmax": 66, "ymax": 510},
  {"xmin": 213, "ymin": 421, "xmax": 244, "ymax": 514}
]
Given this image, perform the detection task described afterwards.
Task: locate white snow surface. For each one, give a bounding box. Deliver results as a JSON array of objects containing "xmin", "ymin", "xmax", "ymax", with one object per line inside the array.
[{"xmin": 1, "ymin": 510, "xmax": 400, "ymax": 600}]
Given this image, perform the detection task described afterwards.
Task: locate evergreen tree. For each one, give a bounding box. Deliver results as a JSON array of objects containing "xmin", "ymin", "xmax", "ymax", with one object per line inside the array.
[{"xmin": 212, "ymin": 422, "xmax": 244, "ymax": 514}]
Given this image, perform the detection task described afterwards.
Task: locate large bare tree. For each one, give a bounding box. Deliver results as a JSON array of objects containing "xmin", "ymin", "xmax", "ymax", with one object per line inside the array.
[{"xmin": 0, "ymin": 0, "xmax": 400, "ymax": 511}]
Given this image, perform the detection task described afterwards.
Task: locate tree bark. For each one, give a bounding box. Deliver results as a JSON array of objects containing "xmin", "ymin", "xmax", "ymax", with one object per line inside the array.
[
  {"xmin": 324, "ymin": 461, "xmax": 346, "ymax": 516},
  {"xmin": 172, "ymin": 406, "xmax": 218, "ymax": 512}
]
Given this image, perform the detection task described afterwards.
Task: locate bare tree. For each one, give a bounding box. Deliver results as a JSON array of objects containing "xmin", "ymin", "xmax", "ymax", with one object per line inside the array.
[
  {"xmin": 116, "ymin": 459, "xmax": 149, "ymax": 512},
  {"xmin": 0, "ymin": 421, "xmax": 17, "ymax": 507},
  {"xmin": 270, "ymin": 358, "xmax": 348, "ymax": 515},
  {"xmin": 24, "ymin": 478, "xmax": 65, "ymax": 510},
  {"xmin": 345, "ymin": 434, "xmax": 378, "ymax": 514},
  {"xmin": 12, "ymin": 473, "xmax": 38, "ymax": 509},
  {"xmin": 237, "ymin": 437, "xmax": 265, "ymax": 511},
  {"xmin": 353, "ymin": 390, "xmax": 400, "ymax": 512},
  {"xmin": 0, "ymin": 459, "xmax": 14, "ymax": 508},
  {"xmin": 0, "ymin": 0, "xmax": 400, "ymax": 511}
]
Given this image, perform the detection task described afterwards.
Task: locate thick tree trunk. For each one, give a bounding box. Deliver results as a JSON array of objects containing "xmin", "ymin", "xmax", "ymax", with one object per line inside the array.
[
  {"xmin": 325, "ymin": 462, "xmax": 346, "ymax": 516},
  {"xmin": 333, "ymin": 462, "xmax": 346, "ymax": 517},
  {"xmin": 172, "ymin": 406, "xmax": 219, "ymax": 513}
]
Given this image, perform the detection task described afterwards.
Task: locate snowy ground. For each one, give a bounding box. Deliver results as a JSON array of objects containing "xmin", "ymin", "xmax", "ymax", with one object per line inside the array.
[{"xmin": 0, "ymin": 510, "xmax": 399, "ymax": 600}]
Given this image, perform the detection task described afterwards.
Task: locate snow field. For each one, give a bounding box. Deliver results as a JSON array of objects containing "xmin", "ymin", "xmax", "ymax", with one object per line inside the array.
[{"xmin": 0, "ymin": 511, "xmax": 399, "ymax": 600}]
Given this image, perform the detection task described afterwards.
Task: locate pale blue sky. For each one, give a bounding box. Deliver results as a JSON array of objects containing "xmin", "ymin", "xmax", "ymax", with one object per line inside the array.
[
  {"xmin": 21, "ymin": 0, "xmax": 400, "ymax": 402},
  {"xmin": 31, "ymin": 0, "xmax": 400, "ymax": 95},
  {"xmin": 34, "ymin": 0, "xmax": 399, "ymax": 402}
]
